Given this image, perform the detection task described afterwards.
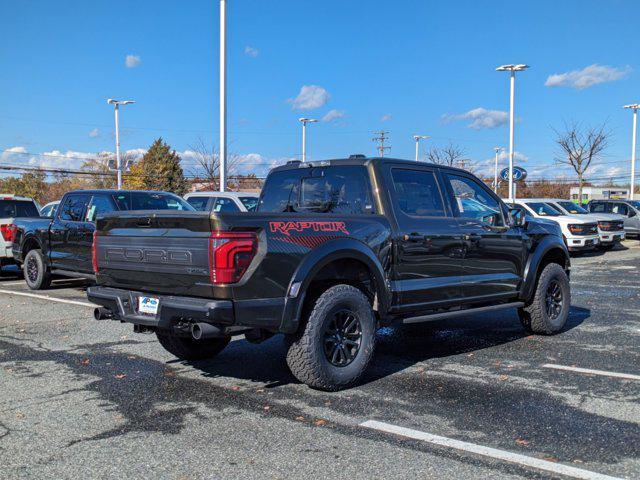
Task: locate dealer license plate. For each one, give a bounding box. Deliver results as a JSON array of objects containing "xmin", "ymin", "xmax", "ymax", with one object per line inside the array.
[{"xmin": 138, "ymin": 296, "xmax": 159, "ymax": 315}]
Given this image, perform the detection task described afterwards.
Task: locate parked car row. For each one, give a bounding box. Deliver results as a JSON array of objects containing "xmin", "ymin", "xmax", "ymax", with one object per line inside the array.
[{"xmin": 507, "ymin": 198, "xmax": 628, "ymax": 254}]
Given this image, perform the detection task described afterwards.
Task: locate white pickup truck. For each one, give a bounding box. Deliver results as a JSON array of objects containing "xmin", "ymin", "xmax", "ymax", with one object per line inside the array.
[{"xmin": 0, "ymin": 194, "xmax": 41, "ymax": 272}]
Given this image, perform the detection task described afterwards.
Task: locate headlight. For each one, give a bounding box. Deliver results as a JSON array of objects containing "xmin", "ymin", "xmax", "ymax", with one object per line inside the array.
[{"xmin": 568, "ymin": 224, "xmax": 585, "ymax": 234}]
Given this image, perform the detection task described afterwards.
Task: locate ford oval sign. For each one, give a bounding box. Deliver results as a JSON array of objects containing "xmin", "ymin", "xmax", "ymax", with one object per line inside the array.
[{"xmin": 500, "ymin": 166, "xmax": 527, "ymax": 182}]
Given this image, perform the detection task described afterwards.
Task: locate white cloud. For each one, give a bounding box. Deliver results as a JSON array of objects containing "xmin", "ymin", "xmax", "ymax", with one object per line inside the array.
[
  {"xmin": 322, "ymin": 109, "xmax": 345, "ymax": 122},
  {"xmin": 545, "ymin": 64, "xmax": 631, "ymax": 89},
  {"xmin": 125, "ymin": 54, "xmax": 141, "ymax": 68},
  {"xmin": 289, "ymin": 85, "xmax": 330, "ymax": 110},
  {"xmin": 244, "ymin": 46, "xmax": 259, "ymax": 58},
  {"xmin": 443, "ymin": 107, "xmax": 509, "ymax": 130},
  {"xmin": 88, "ymin": 128, "xmax": 99, "ymax": 138},
  {"xmin": 380, "ymin": 114, "xmax": 392, "ymax": 122}
]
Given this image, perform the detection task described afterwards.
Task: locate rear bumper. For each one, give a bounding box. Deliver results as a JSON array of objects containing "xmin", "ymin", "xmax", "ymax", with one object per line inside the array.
[{"xmin": 87, "ymin": 286, "xmax": 285, "ymax": 332}]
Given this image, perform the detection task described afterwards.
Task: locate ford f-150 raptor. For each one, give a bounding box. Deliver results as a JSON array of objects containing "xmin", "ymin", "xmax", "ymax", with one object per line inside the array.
[{"xmin": 88, "ymin": 157, "xmax": 571, "ymax": 391}]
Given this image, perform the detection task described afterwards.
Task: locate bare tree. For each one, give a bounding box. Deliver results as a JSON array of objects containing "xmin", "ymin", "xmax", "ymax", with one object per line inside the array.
[
  {"xmin": 426, "ymin": 142, "xmax": 466, "ymax": 167},
  {"xmin": 187, "ymin": 138, "xmax": 240, "ymax": 191},
  {"xmin": 554, "ymin": 122, "xmax": 610, "ymax": 203}
]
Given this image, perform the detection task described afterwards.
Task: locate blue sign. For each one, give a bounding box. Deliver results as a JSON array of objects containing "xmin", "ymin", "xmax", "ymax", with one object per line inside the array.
[{"xmin": 500, "ymin": 166, "xmax": 527, "ymax": 182}]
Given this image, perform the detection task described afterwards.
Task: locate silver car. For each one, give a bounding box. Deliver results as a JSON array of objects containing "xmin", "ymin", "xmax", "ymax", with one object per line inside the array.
[{"xmin": 588, "ymin": 200, "xmax": 640, "ymax": 238}]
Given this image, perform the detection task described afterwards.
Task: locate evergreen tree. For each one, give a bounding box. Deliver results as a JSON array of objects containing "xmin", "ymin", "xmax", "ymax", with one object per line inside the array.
[{"xmin": 124, "ymin": 138, "xmax": 188, "ymax": 194}]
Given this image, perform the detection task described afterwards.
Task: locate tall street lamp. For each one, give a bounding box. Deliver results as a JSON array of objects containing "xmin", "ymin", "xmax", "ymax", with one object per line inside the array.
[
  {"xmin": 106, "ymin": 99, "xmax": 135, "ymax": 190},
  {"xmin": 299, "ymin": 118, "xmax": 317, "ymax": 162},
  {"xmin": 624, "ymin": 104, "xmax": 639, "ymax": 200},
  {"xmin": 219, "ymin": 0, "xmax": 227, "ymax": 192},
  {"xmin": 413, "ymin": 135, "xmax": 429, "ymax": 161},
  {"xmin": 493, "ymin": 146, "xmax": 503, "ymax": 193},
  {"xmin": 496, "ymin": 64, "xmax": 529, "ymax": 201}
]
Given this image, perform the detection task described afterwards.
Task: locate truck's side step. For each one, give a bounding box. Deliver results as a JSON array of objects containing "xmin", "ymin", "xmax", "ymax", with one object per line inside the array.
[
  {"xmin": 51, "ymin": 269, "xmax": 96, "ymax": 281},
  {"xmin": 402, "ymin": 301, "xmax": 525, "ymax": 324}
]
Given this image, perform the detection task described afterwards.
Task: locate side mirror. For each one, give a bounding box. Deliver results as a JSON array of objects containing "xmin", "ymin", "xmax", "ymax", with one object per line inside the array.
[{"xmin": 509, "ymin": 208, "xmax": 527, "ymax": 227}]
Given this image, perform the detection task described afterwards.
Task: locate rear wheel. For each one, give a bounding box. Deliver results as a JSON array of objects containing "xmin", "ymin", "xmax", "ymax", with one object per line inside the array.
[
  {"xmin": 23, "ymin": 249, "xmax": 51, "ymax": 290},
  {"xmin": 519, "ymin": 263, "xmax": 570, "ymax": 334},
  {"xmin": 285, "ymin": 284, "xmax": 376, "ymax": 391},
  {"xmin": 156, "ymin": 332, "xmax": 230, "ymax": 361}
]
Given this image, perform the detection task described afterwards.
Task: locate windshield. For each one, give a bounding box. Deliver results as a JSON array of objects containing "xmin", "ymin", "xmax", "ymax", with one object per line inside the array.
[
  {"xmin": 112, "ymin": 192, "xmax": 195, "ymax": 211},
  {"xmin": 0, "ymin": 200, "xmax": 40, "ymax": 218},
  {"xmin": 526, "ymin": 202, "xmax": 562, "ymax": 217},
  {"xmin": 557, "ymin": 201, "xmax": 588, "ymax": 214},
  {"xmin": 239, "ymin": 196, "xmax": 259, "ymax": 212}
]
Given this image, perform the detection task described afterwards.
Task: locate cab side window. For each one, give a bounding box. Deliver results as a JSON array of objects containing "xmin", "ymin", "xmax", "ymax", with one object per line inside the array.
[
  {"xmin": 589, "ymin": 202, "xmax": 606, "ymax": 213},
  {"xmin": 445, "ymin": 174, "xmax": 505, "ymax": 227},
  {"xmin": 59, "ymin": 195, "xmax": 91, "ymax": 222},
  {"xmin": 186, "ymin": 196, "xmax": 212, "ymax": 211},
  {"xmin": 612, "ymin": 203, "xmax": 629, "ymax": 216},
  {"xmin": 213, "ymin": 198, "xmax": 240, "ymax": 212},
  {"xmin": 86, "ymin": 195, "xmax": 116, "ymax": 222},
  {"xmin": 390, "ymin": 168, "xmax": 446, "ymax": 218}
]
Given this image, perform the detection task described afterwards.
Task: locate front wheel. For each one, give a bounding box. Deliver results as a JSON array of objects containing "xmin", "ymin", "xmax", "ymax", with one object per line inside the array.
[
  {"xmin": 23, "ymin": 249, "xmax": 51, "ymax": 290},
  {"xmin": 285, "ymin": 284, "xmax": 376, "ymax": 391},
  {"xmin": 156, "ymin": 332, "xmax": 230, "ymax": 361},
  {"xmin": 519, "ymin": 263, "xmax": 570, "ymax": 335}
]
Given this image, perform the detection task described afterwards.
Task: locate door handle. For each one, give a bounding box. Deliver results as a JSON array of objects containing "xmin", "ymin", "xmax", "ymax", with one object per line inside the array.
[
  {"xmin": 404, "ymin": 233, "xmax": 425, "ymax": 242},
  {"xmin": 463, "ymin": 233, "xmax": 481, "ymax": 242}
]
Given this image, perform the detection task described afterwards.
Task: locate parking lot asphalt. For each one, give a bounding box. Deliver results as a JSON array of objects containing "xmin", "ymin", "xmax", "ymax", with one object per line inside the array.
[{"xmin": 0, "ymin": 242, "xmax": 639, "ymax": 479}]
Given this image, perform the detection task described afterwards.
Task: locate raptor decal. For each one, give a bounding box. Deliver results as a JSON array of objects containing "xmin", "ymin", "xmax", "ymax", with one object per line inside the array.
[{"xmin": 269, "ymin": 221, "xmax": 349, "ymax": 236}]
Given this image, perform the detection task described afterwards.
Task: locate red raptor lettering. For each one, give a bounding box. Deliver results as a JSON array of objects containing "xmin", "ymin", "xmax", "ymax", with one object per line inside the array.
[{"xmin": 269, "ymin": 221, "xmax": 349, "ymax": 236}]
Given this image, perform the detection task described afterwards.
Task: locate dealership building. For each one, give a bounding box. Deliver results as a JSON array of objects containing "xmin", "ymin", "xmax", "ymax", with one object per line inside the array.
[{"xmin": 570, "ymin": 186, "xmax": 629, "ymax": 203}]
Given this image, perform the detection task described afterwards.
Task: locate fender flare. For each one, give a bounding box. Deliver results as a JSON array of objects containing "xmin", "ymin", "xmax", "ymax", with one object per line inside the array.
[
  {"xmin": 18, "ymin": 233, "xmax": 44, "ymax": 262},
  {"xmin": 519, "ymin": 237, "xmax": 570, "ymax": 302},
  {"xmin": 279, "ymin": 238, "xmax": 390, "ymax": 333}
]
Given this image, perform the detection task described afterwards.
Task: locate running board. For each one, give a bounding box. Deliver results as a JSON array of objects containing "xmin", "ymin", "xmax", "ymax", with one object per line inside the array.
[
  {"xmin": 402, "ymin": 302, "xmax": 524, "ymax": 324},
  {"xmin": 51, "ymin": 269, "xmax": 96, "ymax": 281}
]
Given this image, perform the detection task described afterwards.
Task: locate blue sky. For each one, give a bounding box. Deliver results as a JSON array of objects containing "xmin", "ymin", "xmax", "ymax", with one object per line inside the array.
[{"xmin": 1, "ymin": 0, "xmax": 639, "ymax": 181}]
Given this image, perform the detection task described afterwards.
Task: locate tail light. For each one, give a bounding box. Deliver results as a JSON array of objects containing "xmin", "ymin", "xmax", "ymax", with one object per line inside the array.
[
  {"xmin": 0, "ymin": 224, "xmax": 17, "ymax": 242},
  {"xmin": 92, "ymin": 230, "xmax": 99, "ymax": 273},
  {"xmin": 209, "ymin": 231, "xmax": 257, "ymax": 285}
]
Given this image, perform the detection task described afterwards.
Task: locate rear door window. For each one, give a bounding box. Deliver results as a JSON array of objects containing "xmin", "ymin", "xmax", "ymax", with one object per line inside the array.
[
  {"xmin": 390, "ymin": 168, "xmax": 445, "ymax": 218},
  {"xmin": 589, "ymin": 202, "xmax": 606, "ymax": 213},
  {"xmin": 239, "ymin": 196, "xmax": 259, "ymax": 212},
  {"xmin": 186, "ymin": 196, "xmax": 213, "ymax": 211},
  {"xmin": 58, "ymin": 194, "xmax": 91, "ymax": 222},
  {"xmin": 213, "ymin": 198, "xmax": 240, "ymax": 212},
  {"xmin": 612, "ymin": 203, "xmax": 629, "ymax": 215}
]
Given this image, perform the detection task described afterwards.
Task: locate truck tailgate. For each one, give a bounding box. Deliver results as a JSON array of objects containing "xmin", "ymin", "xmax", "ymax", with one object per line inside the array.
[{"xmin": 95, "ymin": 211, "xmax": 215, "ymax": 298}]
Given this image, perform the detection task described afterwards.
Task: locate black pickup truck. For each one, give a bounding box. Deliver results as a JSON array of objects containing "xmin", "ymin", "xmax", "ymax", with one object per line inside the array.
[
  {"xmin": 11, "ymin": 189, "xmax": 194, "ymax": 289},
  {"xmin": 89, "ymin": 157, "xmax": 571, "ymax": 390}
]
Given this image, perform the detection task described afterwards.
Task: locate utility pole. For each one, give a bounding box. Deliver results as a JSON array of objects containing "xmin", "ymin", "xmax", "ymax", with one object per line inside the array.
[
  {"xmin": 219, "ymin": 0, "xmax": 227, "ymax": 192},
  {"xmin": 624, "ymin": 104, "xmax": 639, "ymax": 200},
  {"xmin": 413, "ymin": 135, "xmax": 429, "ymax": 161},
  {"xmin": 496, "ymin": 64, "xmax": 529, "ymax": 201},
  {"xmin": 372, "ymin": 131, "xmax": 390, "ymax": 157},
  {"xmin": 493, "ymin": 146, "xmax": 502, "ymax": 193},
  {"xmin": 106, "ymin": 99, "xmax": 135, "ymax": 190}
]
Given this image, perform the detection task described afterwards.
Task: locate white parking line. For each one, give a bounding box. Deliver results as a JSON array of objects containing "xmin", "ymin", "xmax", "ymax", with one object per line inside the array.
[
  {"xmin": 0, "ymin": 289, "xmax": 96, "ymax": 308},
  {"xmin": 0, "ymin": 281, "xmax": 29, "ymax": 286},
  {"xmin": 360, "ymin": 420, "xmax": 622, "ymax": 480},
  {"xmin": 542, "ymin": 364, "xmax": 640, "ymax": 381}
]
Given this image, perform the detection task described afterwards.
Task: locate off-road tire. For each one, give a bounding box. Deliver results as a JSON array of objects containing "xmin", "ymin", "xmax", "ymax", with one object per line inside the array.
[
  {"xmin": 23, "ymin": 249, "xmax": 51, "ymax": 290},
  {"xmin": 285, "ymin": 284, "xmax": 376, "ymax": 391},
  {"xmin": 156, "ymin": 332, "xmax": 230, "ymax": 361},
  {"xmin": 519, "ymin": 263, "xmax": 570, "ymax": 335}
]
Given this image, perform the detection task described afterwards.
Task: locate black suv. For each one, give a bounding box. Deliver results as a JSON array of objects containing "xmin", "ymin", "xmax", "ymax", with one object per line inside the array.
[{"xmin": 89, "ymin": 157, "xmax": 571, "ymax": 390}]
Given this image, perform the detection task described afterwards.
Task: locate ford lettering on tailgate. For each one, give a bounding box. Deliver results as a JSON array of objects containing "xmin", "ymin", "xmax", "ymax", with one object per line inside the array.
[{"xmin": 105, "ymin": 247, "xmax": 193, "ymax": 265}]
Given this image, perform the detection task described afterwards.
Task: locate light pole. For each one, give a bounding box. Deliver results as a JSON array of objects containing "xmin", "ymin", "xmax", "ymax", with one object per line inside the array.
[
  {"xmin": 493, "ymin": 146, "xmax": 503, "ymax": 193},
  {"xmin": 107, "ymin": 99, "xmax": 135, "ymax": 190},
  {"xmin": 496, "ymin": 64, "xmax": 529, "ymax": 201},
  {"xmin": 413, "ymin": 135, "xmax": 429, "ymax": 161},
  {"xmin": 299, "ymin": 118, "xmax": 317, "ymax": 162},
  {"xmin": 624, "ymin": 104, "xmax": 639, "ymax": 200},
  {"xmin": 219, "ymin": 0, "xmax": 227, "ymax": 192}
]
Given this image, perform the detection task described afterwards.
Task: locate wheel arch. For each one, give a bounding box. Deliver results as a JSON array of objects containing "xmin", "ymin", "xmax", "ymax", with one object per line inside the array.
[
  {"xmin": 280, "ymin": 238, "xmax": 390, "ymax": 333},
  {"xmin": 520, "ymin": 238, "xmax": 570, "ymax": 302}
]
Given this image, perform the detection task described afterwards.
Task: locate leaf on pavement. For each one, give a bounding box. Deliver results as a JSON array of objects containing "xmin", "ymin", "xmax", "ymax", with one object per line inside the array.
[
  {"xmin": 115, "ymin": 373, "xmax": 127, "ymax": 379},
  {"xmin": 314, "ymin": 419, "xmax": 327, "ymax": 426}
]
